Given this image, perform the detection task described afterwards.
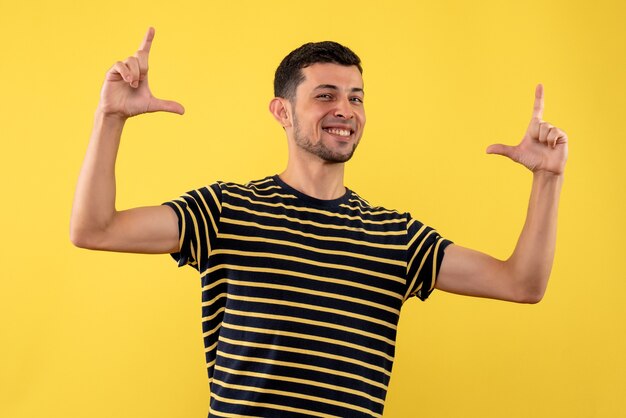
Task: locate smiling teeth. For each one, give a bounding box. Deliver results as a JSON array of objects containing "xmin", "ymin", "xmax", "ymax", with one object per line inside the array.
[{"xmin": 325, "ymin": 128, "xmax": 351, "ymax": 137}]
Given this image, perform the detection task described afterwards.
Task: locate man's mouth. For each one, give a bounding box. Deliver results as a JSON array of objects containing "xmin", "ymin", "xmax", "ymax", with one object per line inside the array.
[{"xmin": 323, "ymin": 127, "xmax": 353, "ymax": 137}]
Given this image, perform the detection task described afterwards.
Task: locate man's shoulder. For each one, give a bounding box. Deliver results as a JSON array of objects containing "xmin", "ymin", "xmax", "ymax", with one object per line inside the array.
[
  {"xmin": 216, "ymin": 175, "xmax": 288, "ymax": 196},
  {"xmin": 344, "ymin": 189, "xmax": 408, "ymax": 221}
]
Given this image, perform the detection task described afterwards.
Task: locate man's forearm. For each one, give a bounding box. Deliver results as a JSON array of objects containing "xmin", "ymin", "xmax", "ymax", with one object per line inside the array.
[
  {"xmin": 70, "ymin": 111, "xmax": 126, "ymax": 246},
  {"xmin": 507, "ymin": 171, "xmax": 564, "ymax": 300}
]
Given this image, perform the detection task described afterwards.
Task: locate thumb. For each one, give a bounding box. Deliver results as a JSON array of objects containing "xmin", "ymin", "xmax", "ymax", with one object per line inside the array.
[
  {"xmin": 148, "ymin": 97, "xmax": 185, "ymax": 115},
  {"xmin": 486, "ymin": 143, "xmax": 517, "ymax": 159}
]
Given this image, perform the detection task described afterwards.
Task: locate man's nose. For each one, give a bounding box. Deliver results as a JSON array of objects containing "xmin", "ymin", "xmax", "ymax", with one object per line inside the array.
[{"xmin": 334, "ymin": 97, "xmax": 354, "ymax": 119}]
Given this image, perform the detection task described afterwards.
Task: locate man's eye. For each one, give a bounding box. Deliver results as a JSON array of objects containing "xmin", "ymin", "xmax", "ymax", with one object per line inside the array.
[
  {"xmin": 350, "ymin": 97, "xmax": 364, "ymax": 103},
  {"xmin": 317, "ymin": 94, "xmax": 332, "ymax": 99}
]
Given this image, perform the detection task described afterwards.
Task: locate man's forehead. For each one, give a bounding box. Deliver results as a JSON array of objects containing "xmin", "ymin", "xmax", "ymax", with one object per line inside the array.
[{"xmin": 300, "ymin": 63, "xmax": 364, "ymax": 90}]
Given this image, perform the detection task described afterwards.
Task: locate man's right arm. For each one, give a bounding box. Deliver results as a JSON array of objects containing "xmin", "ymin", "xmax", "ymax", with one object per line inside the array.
[{"xmin": 70, "ymin": 28, "xmax": 184, "ymax": 254}]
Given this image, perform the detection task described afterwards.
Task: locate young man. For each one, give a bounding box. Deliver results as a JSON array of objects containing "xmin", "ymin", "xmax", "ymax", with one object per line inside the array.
[{"xmin": 71, "ymin": 28, "xmax": 567, "ymax": 417}]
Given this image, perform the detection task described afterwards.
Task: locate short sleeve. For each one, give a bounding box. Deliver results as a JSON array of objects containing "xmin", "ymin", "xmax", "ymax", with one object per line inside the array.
[
  {"xmin": 161, "ymin": 183, "xmax": 222, "ymax": 271},
  {"xmin": 404, "ymin": 213, "xmax": 453, "ymax": 302}
]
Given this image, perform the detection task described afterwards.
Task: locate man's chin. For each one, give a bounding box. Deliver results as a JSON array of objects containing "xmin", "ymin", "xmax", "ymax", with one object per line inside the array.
[
  {"xmin": 320, "ymin": 148, "xmax": 357, "ymax": 164},
  {"xmin": 295, "ymin": 134, "xmax": 358, "ymax": 164}
]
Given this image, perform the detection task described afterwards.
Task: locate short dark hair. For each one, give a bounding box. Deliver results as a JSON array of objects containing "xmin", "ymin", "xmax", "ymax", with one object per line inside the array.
[{"xmin": 274, "ymin": 41, "xmax": 362, "ymax": 101}]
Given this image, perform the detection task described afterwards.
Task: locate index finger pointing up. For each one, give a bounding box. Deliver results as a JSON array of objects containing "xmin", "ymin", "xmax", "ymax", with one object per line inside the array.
[
  {"xmin": 139, "ymin": 27, "xmax": 155, "ymax": 53},
  {"xmin": 532, "ymin": 83, "xmax": 544, "ymax": 119}
]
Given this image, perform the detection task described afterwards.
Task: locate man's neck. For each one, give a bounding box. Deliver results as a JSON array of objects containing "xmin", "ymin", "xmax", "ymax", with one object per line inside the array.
[{"xmin": 279, "ymin": 158, "xmax": 346, "ymax": 201}]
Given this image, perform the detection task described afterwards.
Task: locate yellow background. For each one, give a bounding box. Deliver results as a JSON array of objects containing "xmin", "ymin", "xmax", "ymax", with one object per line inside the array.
[{"xmin": 1, "ymin": 0, "xmax": 625, "ymax": 417}]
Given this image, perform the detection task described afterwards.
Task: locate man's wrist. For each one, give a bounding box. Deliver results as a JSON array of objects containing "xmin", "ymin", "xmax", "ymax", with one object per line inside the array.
[
  {"xmin": 531, "ymin": 170, "xmax": 564, "ymax": 195},
  {"xmin": 94, "ymin": 107, "xmax": 128, "ymax": 126},
  {"xmin": 532, "ymin": 169, "xmax": 564, "ymax": 182}
]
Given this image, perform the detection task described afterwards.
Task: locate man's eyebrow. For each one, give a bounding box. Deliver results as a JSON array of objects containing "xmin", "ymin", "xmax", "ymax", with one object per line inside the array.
[{"xmin": 314, "ymin": 84, "xmax": 364, "ymax": 94}]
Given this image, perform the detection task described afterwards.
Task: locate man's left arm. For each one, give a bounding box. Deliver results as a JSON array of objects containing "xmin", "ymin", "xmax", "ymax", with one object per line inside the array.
[{"xmin": 436, "ymin": 84, "xmax": 568, "ymax": 303}]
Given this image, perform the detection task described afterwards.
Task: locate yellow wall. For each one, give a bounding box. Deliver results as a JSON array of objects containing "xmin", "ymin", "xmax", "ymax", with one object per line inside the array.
[{"xmin": 1, "ymin": 1, "xmax": 624, "ymax": 417}]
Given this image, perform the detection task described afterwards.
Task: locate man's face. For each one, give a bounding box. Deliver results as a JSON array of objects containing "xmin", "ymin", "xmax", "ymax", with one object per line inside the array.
[{"xmin": 290, "ymin": 63, "xmax": 366, "ymax": 163}]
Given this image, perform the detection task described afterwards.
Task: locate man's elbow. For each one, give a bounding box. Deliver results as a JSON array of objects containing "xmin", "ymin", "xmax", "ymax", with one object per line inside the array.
[
  {"xmin": 70, "ymin": 227, "xmax": 92, "ymax": 249},
  {"xmin": 516, "ymin": 280, "xmax": 548, "ymax": 304},
  {"xmin": 70, "ymin": 223, "xmax": 105, "ymax": 250},
  {"xmin": 519, "ymin": 290, "xmax": 544, "ymax": 304}
]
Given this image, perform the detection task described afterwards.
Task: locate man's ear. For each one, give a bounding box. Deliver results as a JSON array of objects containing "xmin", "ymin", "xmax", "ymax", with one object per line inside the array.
[{"xmin": 269, "ymin": 97, "xmax": 292, "ymax": 128}]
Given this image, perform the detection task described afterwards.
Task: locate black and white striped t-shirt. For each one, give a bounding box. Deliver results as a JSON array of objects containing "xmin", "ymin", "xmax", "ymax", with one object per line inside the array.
[{"xmin": 163, "ymin": 175, "xmax": 452, "ymax": 418}]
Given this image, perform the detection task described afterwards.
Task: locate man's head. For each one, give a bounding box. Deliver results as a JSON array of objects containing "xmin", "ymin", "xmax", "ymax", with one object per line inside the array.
[
  {"xmin": 274, "ymin": 41, "xmax": 363, "ymax": 103},
  {"xmin": 270, "ymin": 42, "xmax": 366, "ymax": 164}
]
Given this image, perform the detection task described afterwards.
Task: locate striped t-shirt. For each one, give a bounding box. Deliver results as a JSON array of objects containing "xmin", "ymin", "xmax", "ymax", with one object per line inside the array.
[{"xmin": 163, "ymin": 175, "xmax": 452, "ymax": 418}]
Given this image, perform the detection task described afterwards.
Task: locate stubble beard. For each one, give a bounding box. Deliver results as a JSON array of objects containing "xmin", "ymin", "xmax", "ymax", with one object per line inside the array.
[{"xmin": 293, "ymin": 113, "xmax": 358, "ymax": 164}]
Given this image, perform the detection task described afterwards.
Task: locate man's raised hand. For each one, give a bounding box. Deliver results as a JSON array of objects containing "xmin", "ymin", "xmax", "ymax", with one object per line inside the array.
[
  {"xmin": 486, "ymin": 84, "xmax": 568, "ymax": 176},
  {"xmin": 98, "ymin": 27, "xmax": 184, "ymax": 119}
]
